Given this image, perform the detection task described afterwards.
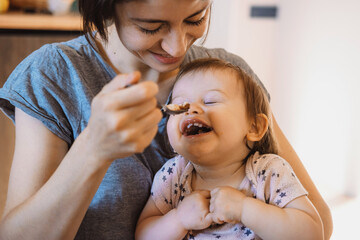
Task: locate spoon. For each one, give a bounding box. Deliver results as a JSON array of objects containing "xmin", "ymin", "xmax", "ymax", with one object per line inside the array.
[
  {"xmin": 125, "ymin": 84, "xmax": 189, "ymax": 115},
  {"xmin": 161, "ymin": 102, "xmax": 190, "ymax": 115}
]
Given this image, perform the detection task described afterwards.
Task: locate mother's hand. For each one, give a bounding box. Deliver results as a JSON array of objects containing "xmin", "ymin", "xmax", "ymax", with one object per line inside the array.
[{"xmin": 86, "ymin": 71, "xmax": 163, "ymax": 162}]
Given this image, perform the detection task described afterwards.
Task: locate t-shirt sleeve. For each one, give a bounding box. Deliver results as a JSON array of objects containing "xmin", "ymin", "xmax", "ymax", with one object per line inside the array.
[
  {"xmin": 0, "ymin": 44, "xmax": 75, "ymax": 145},
  {"xmin": 151, "ymin": 156, "xmax": 187, "ymax": 215},
  {"xmin": 246, "ymin": 153, "xmax": 308, "ymax": 208}
]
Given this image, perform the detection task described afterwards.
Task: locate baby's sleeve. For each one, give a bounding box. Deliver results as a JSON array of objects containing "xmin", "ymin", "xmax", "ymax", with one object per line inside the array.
[
  {"xmin": 151, "ymin": 156, "xmax": 184, "ymax": 214},
  {"xmin": 246, "ymin": 154, "xmax": 308, "ymax": 208}
]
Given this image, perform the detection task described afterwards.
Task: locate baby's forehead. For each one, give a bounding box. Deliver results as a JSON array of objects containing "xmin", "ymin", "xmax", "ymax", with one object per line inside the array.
[
  {"xmin": 172, "ymin": 67, "xmax": 243, "ymax": 97},
  {"xmin": 177, "ymin": 67, "xmax": 241, "ymax": 86}
]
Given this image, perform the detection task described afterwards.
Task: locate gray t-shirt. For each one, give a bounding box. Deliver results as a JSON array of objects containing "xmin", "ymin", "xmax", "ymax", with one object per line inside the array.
[{"xmin": 0, "ymin": 35, "xmax": 267, "ymax": 239}]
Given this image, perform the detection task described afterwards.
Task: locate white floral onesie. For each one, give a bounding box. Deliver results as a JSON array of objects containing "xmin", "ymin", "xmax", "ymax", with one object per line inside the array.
[{"xmin": 151, "ymin": 152, "xmax": 308, "ymax": 240}]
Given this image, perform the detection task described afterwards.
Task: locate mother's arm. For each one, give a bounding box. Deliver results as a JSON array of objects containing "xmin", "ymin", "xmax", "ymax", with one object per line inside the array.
[
  {"xmin": 0, "ymin": 108, "xmax": 111, "ymax": 239},
  {"xmin": 272, "ymin": 113, "xmax": 332, "ymax": 239},
  {"xmin": 0, "ymin": 73, "xmax": 162, "ymax": 239}
]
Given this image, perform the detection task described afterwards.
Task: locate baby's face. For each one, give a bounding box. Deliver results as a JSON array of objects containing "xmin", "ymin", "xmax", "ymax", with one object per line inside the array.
[{"xmin": 167, "ymin": 68, "xmax": 252, "ymax": 167}]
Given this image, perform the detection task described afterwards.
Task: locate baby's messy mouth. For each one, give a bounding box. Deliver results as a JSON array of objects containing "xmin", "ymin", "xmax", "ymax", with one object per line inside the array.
[{"xmin": 181, "ymin": 119, "xmax": 213, "ymax": 136}]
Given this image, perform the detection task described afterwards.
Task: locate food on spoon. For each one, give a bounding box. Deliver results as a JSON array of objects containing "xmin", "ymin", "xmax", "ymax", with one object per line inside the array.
[{"xmin": 165, "ymin": 102, "xmax": 190, "ymax": 113}]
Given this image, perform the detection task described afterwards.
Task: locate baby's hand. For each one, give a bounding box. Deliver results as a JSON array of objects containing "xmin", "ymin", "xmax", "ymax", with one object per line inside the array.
[
  {"xmin": 209, "ymin": 186, "xmax": 246, "ymax": 224},
  {"xmin": 176, "ymin": 190, "xmax": 213, "ymax": 230}
]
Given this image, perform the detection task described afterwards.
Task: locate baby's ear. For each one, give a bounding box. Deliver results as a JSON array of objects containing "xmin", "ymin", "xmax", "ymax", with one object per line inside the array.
[{"xmin": 246, "ymin": 114, "xmax": 269, "ymax": 142}]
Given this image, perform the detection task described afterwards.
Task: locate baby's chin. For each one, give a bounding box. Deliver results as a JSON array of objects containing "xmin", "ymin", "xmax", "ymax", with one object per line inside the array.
[{"xmin": 176, "ymin": 147, "xmax": 217, "ymax": 164}]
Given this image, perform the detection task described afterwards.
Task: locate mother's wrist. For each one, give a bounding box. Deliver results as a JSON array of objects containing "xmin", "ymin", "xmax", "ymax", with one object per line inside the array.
[{"xmin": 71, "ymin": 127, "xmax": 113, "ymax": 170}]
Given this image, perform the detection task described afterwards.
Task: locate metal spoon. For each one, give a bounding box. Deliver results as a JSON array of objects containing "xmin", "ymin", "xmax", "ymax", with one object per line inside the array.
[
  {"xmin": 125, "ymin": 84, "xmax": 189, "ymax": 115},
  {"xmin": 159, "ymin": 103, "xmax": 190, "ymax": 115}
]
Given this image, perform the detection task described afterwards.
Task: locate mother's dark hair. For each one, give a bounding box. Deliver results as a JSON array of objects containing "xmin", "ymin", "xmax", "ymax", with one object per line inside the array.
[
  {"xmin": 78, "ymin": 0, "xmax": 123, "ymax": 43},
  {"xmin": 79, "ymin": 0, "xmax": 211, "ymax": 46}
]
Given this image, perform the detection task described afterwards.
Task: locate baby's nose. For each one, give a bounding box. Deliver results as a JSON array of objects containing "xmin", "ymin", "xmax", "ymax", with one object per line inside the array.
[{"xmin": 185, "ymin": 103, "xmax": 203, "ymax": 115}]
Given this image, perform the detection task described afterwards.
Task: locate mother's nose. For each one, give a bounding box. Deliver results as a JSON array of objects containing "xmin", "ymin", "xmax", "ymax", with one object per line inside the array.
[{"xmin": 161, "ymin": 28, "xmax": 187, "ymax": 57}]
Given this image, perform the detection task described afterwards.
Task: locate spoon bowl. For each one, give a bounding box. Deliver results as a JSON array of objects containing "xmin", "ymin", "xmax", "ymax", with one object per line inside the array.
[{"xmin": 161, "ymin": 103, "xmax": 190, "ymax": 115}]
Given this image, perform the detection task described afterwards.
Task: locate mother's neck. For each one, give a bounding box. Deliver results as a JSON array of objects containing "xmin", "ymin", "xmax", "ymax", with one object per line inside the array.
[{"xmin": 97, "ymin": 24, "xmax": 147, "ymax": 75}]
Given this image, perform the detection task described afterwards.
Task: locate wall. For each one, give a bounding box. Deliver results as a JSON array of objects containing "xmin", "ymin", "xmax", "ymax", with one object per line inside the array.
[
  {"xmin": 205, "ymin": 0, "xmax": 279, "ymax": 97},
  {"xmin": 205, "ymin": 2, "xmax": 360, "ymax": 238},
  {"xmin": 205, "ymin": 0, "xmax": 360, "ymax": 200},
  {"xmin": 274, "ymin": 0, "xmax": 360, "ymax": 199}
]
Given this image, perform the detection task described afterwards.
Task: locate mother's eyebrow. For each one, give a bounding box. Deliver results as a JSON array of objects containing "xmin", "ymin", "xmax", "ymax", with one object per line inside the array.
[
  {"xmin": 130, "ymin": 18, "xmax": 166, "ymax": 23},
  {"xmin": 186, "ymin": 6, "xmax": 209, "ymax": 19},
  {"xmin": 130, "ymin": 5, "xmax": 210, "ymax": 23}
]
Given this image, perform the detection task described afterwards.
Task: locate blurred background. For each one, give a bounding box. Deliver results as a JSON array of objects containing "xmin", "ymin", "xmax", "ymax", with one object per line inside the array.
[
  {"xmin": 205, "ymin": 0, "xmax": 360, "ymax": 239},
  {"xmin": 0, "ymin": 0, "xmax": 359, "ymax": 239}
]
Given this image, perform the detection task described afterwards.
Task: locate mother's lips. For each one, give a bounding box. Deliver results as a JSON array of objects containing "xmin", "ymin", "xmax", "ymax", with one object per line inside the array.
[{"xmin": 150, "ymin": 52, "xmax": 183, "ymax": 64}]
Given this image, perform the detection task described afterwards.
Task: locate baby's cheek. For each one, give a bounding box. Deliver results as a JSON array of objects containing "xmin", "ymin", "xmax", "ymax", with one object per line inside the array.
[{"xmin": 166, "ymin": 119, "xmax": 180, "ymax": 144}]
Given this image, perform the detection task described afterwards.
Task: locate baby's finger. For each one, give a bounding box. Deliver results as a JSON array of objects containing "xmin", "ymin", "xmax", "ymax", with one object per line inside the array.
[
  {"xmin": 209, "ymin": 203, "xmax": 214, "ymax": 213},
  {"xmin": 196, "ymin": 190, "xmax": 211, "ymax": 199},
  {"xmin": 211, "ymin": 214, "xmax": 225, "ymax": 225},
  {"xmin": 210, "ymin": 187, "xmax": 220, "ymax": 196},
  {"xmin": 204, "ymin": 213, "xmax": 214, "ymax": 227}
]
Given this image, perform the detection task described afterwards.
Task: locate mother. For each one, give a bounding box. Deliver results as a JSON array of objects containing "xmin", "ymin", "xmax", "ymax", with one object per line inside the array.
[{"xmin": 0, "ymin": 0, "xmax": 332, "ymax": 239}]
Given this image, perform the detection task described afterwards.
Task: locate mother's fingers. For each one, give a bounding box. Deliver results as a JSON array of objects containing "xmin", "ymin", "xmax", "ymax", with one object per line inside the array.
[
  {"xmin": 109, "ymin": 98, "xmax": 158, "ymax": 130},
  {"xmin": 101, "ymin": 71, "xmax": 141, "ymax": 94},
  {"xmin": 132, "ymin": 106, "xmax": 163, "ymax": 136},
  {"xmin": 116, "ymin": 107, "xmax": 162, "ymax": 143},
  {"xmin": 132, "ymin": 122, "xmax": 159, "ymax": 153},
  {"xmin": 118, "ymin": 109, "xmax": 162, "ymax": 153},
  {"xmin": 103, "ymin": 81, "xmax": 159, "ymax": 110}
]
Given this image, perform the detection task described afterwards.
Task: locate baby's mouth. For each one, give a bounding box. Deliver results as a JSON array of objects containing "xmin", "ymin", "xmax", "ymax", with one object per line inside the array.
[{"xmin": 181, "ymin": 119, "xmax": 213, "ymax": 136}]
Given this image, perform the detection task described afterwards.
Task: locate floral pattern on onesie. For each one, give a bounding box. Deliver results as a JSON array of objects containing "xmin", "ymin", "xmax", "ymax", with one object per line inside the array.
[{"xmin": 151, "ymin": 152, "xmax": 308, "ymax": 239}]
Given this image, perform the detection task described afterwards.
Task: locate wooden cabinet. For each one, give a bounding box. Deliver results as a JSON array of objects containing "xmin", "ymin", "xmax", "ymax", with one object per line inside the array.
[{"xmin": 0, "ymin": 12, "xmax": 81, "ymax": 217}]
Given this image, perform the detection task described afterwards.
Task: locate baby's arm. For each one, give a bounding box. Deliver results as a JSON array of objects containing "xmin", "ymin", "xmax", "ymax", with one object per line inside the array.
[
  {"xmin": 241, "ymin": 194, "xmax": 323, "ymax": 239},
  {"xmin": 135, "ymin": 190, "xmax": 213, "ymax": 240},
  {"xmin": 135, "ymin": 197, "xmax": 187, "ymax": 240},
  {"xmin": 210, "ymin": 187, "xmax": 323, "ymax": 240}
]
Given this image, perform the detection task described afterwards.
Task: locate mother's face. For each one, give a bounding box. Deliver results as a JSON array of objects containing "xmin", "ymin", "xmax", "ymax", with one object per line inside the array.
[{"xmin": 115, "ymin": 0, "xmax": 211, "ymax": 73}]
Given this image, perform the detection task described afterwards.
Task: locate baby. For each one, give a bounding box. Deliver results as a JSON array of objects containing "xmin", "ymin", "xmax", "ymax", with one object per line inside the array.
[{"xmin": 135, "ymin": 58, "xmax": 323, "ymax": 240}]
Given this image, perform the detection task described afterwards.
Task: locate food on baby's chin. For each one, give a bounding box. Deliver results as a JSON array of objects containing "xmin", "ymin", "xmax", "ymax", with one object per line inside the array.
[{"xmin": 166, "ymin": 102, "xmax": 190, "ymax": 111}]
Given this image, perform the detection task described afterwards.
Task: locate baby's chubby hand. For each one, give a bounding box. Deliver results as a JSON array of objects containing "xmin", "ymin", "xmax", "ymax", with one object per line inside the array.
[
  {"xmin": 209, "ymin": 186, "xmax": 246, "ymax": 224},
  {"xmin": 175, "ymin": 190, "xmax": 213, "ymax": 231}
]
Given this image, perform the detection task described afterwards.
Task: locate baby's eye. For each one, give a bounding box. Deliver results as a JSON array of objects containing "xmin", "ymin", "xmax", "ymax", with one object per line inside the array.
[
  {"xmin": 203, "ymin": 92, "xmax": 224, "ymax": 105},
  {"xmin": 204, "ymin": 100, "xmax": 217, "ymax": 105}
]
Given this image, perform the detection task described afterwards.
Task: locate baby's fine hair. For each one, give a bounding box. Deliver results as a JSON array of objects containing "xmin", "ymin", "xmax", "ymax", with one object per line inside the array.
[{"xmin": 176, "ymin": 58, "xmax": 278, "ymax": 157}]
